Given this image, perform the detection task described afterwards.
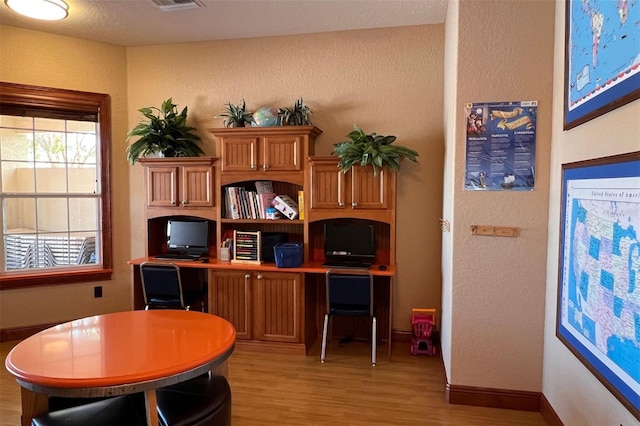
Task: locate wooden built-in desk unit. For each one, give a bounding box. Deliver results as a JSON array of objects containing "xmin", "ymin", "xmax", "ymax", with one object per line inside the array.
[
  {"xmin": 131, "ymin": 125, "xmax": 398, "ymax": 359},
  {"xmin": 128, "ymin": 257, "xmax": 395, "ymax": 359}
]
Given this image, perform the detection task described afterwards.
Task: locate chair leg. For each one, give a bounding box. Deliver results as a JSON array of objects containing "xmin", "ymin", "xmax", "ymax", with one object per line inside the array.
[
  {"xmin": 320, "ymin": 313, "xmax": 329, "ymax": 363},
  {"xmin": 371, "ymin": 316, "xmax": 377, "ymax": 366}
]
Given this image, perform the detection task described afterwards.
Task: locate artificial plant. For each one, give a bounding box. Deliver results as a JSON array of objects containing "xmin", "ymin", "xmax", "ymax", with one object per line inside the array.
[
  {"xmin": 278, "ymin": 97, "xmax": 312, "ymax": 125},
  {"xmin": 126, "ymin": 98, "xmax": 203, "ymax": 164},
  {"xmin": 332, "ymin": 124, "xmax": 419, "ymax": 175},
  {"xmin": 216, "ymin": 99, "xmax": 254, "ymax": 128}
]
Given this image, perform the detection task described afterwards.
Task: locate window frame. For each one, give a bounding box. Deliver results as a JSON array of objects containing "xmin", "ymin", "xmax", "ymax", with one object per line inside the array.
[{"xmin": 0, "ymin": 82, "xmax": 113, "ymax": 289}]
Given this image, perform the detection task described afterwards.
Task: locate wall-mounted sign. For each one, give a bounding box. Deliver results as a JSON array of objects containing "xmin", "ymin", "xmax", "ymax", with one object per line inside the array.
[{"xmin": 464, "ymin": 101, "xmax": 537, "ymax": 191}]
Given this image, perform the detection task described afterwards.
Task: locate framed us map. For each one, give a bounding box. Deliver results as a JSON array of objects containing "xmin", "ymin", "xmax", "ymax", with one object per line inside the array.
[
  {"xmin": 557, "ymin": 152, "xmax": 640, "ymax": 419},
  {"xmin": 563, "ymin": 0, "xmax": 640, "ymax": 129}
]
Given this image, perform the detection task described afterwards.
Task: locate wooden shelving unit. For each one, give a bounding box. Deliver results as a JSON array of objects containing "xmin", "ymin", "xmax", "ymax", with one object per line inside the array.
[{"xmin": 135, "ymin": 125, "xmax": 397, "ymax": 355}]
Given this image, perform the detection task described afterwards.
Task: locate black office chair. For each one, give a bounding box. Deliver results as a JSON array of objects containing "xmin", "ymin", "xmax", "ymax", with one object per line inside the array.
[
  {"xmin": 321, "ymin": 268, "xmax": 376, "ymax": 366},
  {"xmin": 139, "ymin": 261, "xmax": 204, "ymax": 311},
  {"xmin": 31, "ymin": 394, "xmax": 147, "ymax": 426},
  {"xmin": 156, "ymin": 373, "xmax": 232, "ymax": 426},
  {"xmin": 37, "ymin": 374, "xmax": 232, "ymax": 426}
]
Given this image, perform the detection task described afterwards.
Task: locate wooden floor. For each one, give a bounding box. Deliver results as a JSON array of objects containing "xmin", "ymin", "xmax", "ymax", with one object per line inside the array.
[{"xmin": 1, "ymin": 339, "xmax": 547, "ymax": 425}]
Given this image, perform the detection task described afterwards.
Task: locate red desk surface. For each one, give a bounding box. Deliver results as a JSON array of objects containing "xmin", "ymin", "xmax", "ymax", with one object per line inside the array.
[{"xmin": 5, "ymin": 310, "xmax": 236, "ymax": 389}]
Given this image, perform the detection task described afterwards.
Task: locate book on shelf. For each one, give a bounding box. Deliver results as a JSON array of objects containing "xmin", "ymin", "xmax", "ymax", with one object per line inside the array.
[
  {"xmin": 247, "ymin": 190, "xmax": 259, "ymax": 219},
  {"xmin": 272, "ymin": 194, "xmax": 299, "ymax": 220},
  {"xmin": 238, "ymin": 187, "xmax": 250, "ymax": 219},
  {"xmin": 255, "ymin": 181, "xmax": 273, "ymax": 194},
  {"xmin": 257, "ymin": 192, "xmax": 276, "ymax": 219},
  {"xmin": 225, "ymin": 187, "xmax": 241, "ymax": 220},
  {"xmin": 232, "ymin": 187, "xmax": 241, "ymax": 219},
  {"xmin": 236, "ymin": 186, "xmax": 247, "ymax": 219},
  {"xmin": 297, "ymin": 190, "xmax": 304, "ymax": 220},
  {"xmin": 223, "ymin": 190, "xmax": 231, "ymax": 218}
]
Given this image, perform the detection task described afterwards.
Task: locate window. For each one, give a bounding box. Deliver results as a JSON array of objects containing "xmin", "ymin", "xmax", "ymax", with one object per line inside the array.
[{"xmin": 0, "ymin": 82, "xmax": 112, "ymax": 289}]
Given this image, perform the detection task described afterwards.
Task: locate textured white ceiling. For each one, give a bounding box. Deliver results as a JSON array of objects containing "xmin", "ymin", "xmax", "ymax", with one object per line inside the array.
[{"xmin": 0, "ymin": 0, "xmax": 448, "ymax": 47}]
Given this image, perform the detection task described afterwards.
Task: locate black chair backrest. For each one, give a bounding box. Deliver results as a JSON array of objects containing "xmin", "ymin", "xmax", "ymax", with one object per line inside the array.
[
  {"xmin": 326, "ymin": 269, "xmax": 374, "ymax": 316},
  {"xmin": 140, "ymin": 262, "xmax": 185, "ymax": 309}
]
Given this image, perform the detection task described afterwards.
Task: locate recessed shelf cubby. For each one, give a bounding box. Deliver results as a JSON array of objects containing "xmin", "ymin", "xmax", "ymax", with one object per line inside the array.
[
  {"xmin": 146, "ymin": 215, "xmax": 217, "ymax": 258},
  {"xmin": 308, "ymin": 219, "xmax": 392, "ymax": 265}
]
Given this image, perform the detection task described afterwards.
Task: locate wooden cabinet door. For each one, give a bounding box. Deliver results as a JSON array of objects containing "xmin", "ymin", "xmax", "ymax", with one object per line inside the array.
[
  {"xmin": 253, "ymin": 271, "xmax": 303, "ymax": 343},
  {"xmin": 262, "ymin": 135, "xmax": 302, "ymax": 171},
  {"xmin": 219, "ymin": 136, "xmax": 259, "ymax": 172},
  {"xmin": 180, "ymin": 165, "xmax": 214, "ymax": 207},
  {"xmin": 350, "ymin": 165, "xmax": 390, "ymax": 210},
  {"xmin": 308, "ymin": 158, "xmax": 347, "ymax": 210},
  {"xmin": 209, "ymin": 270, "xmax": 252, "ymax": 340},
  {"xmin": 146, "ymin": 166, "xmax": 178, "ymax": 207}
]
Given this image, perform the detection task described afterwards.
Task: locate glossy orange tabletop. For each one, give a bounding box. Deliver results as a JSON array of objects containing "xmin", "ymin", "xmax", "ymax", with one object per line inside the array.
[
  {"xmin": 6, "ymin": 310, "xmax": 236, "ymax": 393},
  {"xmin": 6, "ymin": 310, "xmax": 236, "ymax": 425}
]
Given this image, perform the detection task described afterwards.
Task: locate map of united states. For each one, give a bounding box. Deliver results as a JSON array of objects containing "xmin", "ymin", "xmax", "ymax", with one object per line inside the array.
[{"xmin": 567, "ymin": 197, "xmax": 640, "ymax": 383}]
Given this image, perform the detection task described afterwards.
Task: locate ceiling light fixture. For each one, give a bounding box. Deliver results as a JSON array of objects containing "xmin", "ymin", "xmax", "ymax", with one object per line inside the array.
[{"xmin": 4, "ymin": 0, "xmax": 69, "ymax": 21}]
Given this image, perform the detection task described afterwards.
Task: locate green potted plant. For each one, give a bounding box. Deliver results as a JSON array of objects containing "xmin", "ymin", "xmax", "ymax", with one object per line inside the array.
[
  {"xmin": 277, "ymin": 97, "xmax": 313, "ymax": 125},
  {"xmin": 126, "ymin": 98, "xmax": 204, "ymax": 164},
  {"xmin": 215, "ymin": 99, "xmax": 254, "ymax": 128},
  {"xmin": 332, "ymin": 124, "xmax": 419, "ymax": 175}
]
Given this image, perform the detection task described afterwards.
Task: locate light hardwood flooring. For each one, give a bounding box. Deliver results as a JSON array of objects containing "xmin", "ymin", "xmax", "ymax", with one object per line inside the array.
[{"xmin": 1, "ymin": 339, "xmax": 547, "ymax": 425}]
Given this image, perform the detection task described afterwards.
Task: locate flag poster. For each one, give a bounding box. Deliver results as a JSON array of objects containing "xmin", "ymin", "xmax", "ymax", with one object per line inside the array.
[{"xmin": 464, "ymin": 101, "xmax": 537, "ymax": 191}]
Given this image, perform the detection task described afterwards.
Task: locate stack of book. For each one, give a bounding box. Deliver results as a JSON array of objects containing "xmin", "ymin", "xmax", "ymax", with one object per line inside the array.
[{"xmin": 224, "ymin": 181, "xmax": 277, "ymax": 220}]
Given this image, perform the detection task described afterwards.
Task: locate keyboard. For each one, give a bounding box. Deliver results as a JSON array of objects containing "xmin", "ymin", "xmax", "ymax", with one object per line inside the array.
[
  {"xmin": 153, "ymin": 253, "xmax": 201, "ymax": 261},
  {"xmin": 322, "ymin": 261, "xmax": 372, "ymax": 270}
]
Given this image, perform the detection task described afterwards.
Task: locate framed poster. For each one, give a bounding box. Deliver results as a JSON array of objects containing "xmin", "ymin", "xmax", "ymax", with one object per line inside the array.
[
  {"xmin": 556, "ymin": 152, "xmax": 640, "ymax": 420},
  {"xmin": 464, "ymin": 100, "xmax": 537, "ymax": 191},
  {"xmin": 563, "ymin": 0, "xmax": 640, "ymax": 130}
]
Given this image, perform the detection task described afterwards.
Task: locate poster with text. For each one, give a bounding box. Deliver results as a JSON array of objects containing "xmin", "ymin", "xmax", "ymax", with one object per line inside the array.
[{"xmin": 464, "ymin": 101, "xmax": 537, "ymax": 191}]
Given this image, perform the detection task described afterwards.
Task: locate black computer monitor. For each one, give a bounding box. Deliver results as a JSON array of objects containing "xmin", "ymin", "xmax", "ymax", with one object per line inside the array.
[
  {"xmin": 167, "ymin": 219, "xmax": 209, "ymax": 256},
  {"xmin": 323, "ymin": 222, "xmax": 375, "ymax": 261}
]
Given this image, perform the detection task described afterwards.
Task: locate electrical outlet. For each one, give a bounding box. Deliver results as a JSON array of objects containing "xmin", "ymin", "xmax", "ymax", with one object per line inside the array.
[{"xmin": 94, "ymin": 286, "xmax": 102, "ymax": 298}]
